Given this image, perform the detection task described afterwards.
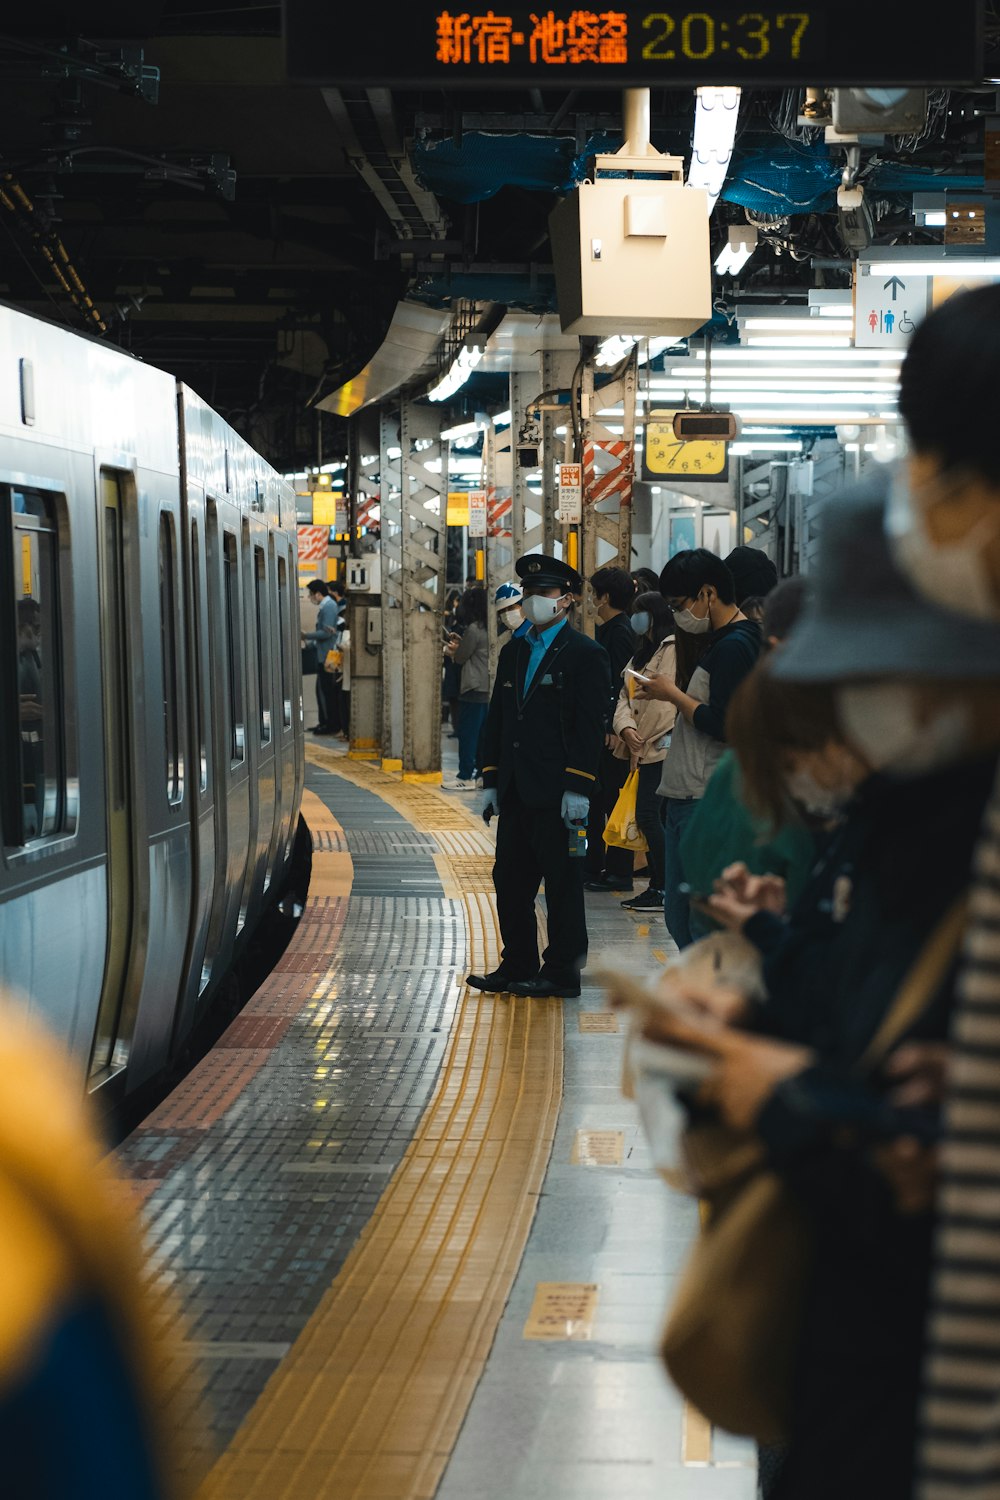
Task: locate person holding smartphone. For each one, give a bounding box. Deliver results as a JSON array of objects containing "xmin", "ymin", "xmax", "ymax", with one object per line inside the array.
[
  {"xmin": 634, "ymin": 550, "xmax": 761, "ymax": 948},
  {"xmin": 612, "ymin": 592, "xmax": 677, "ymax": 910}
]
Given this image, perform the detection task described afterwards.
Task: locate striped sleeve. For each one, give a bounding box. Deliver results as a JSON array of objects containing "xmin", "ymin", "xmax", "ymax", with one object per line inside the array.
[{"xmin": 919, "ymin": 778, "xmax": 1000, "ymax": 1499}]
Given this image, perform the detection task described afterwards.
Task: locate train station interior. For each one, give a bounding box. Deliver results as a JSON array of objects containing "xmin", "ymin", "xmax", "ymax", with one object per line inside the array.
[{"xmin": 2, "ymin": 4, "xmax": 1000, "ymax": 1499}]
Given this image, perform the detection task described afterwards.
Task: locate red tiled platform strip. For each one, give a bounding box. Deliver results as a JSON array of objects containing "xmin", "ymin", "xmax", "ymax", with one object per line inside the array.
[
  {"xmin": 125, "ymin": 788, "xmax": 351, "ymax": 1184},
  {"xmin": 214, "ymin": 1016, "xmax": 293, "ymax": 1050}
]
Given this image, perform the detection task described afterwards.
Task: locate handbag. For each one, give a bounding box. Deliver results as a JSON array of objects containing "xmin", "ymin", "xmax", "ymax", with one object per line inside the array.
[
  {"xmin": 604, "ymin": 768, "xmax": 647, "ymax": 852},
  {"xmin": 659, "ymin": 897, "xmax": 969, "ymax": 1443},
  {"xmin": 324, "ymin": 647, "xmax": 343, "ymax": 676}
]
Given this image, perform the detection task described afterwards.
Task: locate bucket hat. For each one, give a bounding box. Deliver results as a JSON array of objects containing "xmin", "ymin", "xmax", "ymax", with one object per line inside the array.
[{"xmin": 773, "ymin": 473, "xmax": 1000, "ymax": 682}]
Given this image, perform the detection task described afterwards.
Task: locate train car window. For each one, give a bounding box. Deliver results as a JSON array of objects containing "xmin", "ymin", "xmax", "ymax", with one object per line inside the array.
[
  {"xmin": 158, "ymin": 511, "xmax": 184, "ymax": 806},
  {"xmin": 189, "ymin": 519, "xmax": 208, "ymax": 795},
  {"xmin": 254, "ymin": 545, "xmax": 271, "ymax": 745},
  {"xmin": 3, "ymin": 486, "xmax": 69, "ymax": 845},
  {"xmin": 276, "ymin": 552, "xmax": 292, "ymax": 730},
  {"xmin": 222, "ymin": 530, "xmax": 245, "ymax": 764}
]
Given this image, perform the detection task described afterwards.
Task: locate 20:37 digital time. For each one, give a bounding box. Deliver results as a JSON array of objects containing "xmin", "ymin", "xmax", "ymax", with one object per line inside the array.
[{"xmin": 641, "ymin": 11, "xmax": 812, "ymax": 62}]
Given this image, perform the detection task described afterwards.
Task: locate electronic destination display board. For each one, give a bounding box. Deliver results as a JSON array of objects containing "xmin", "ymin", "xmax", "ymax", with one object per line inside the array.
[{"xmin": 285, "ymin": 3, "xmax": 983, "ymax": 87}]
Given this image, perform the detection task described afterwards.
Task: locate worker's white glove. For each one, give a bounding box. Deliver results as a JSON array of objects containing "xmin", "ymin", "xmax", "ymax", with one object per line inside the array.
[
  {"xmin": 480, "ymin": 788, "xmax": 500, "ymax": 821},
  {"xmin": 561, "ymin": 791, "xmax": 590, "ymax": 828}
]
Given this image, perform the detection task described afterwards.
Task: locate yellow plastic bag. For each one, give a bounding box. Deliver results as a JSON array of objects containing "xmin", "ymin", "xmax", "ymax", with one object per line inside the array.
[
  {"xmin": 324, "ymin": 647, "xmax": 343, "ymax": 675},
  {"xmin": 604, "ymin": 768, "xmax": 647, "ymax": 852}
]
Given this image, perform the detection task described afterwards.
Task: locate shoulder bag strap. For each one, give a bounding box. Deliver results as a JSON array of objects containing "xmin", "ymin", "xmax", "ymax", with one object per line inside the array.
[{"xmin": 857, "ymin": 896, "xmax": 968, "ymax": 1073}]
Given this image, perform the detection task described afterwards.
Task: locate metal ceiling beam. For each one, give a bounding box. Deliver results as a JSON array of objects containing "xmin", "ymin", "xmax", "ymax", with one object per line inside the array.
[{"xmin": 322, "ymin": 86, "xmax": 447, "ymax": 241}]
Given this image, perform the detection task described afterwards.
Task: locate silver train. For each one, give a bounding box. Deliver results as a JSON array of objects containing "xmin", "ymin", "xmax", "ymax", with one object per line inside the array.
[{"xmin": 0, "ymin": 303, "xmax": 306, "ymax": 1107}]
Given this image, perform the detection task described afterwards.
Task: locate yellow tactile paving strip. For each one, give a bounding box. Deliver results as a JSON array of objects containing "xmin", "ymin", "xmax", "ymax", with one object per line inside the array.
[
  {"xmin": 300, "ymin": 786, "xmax": 355, "ymax": 897},
  {"xmin": 200, "ymin": 749, "xmax": 564, "ymax": 1500}
]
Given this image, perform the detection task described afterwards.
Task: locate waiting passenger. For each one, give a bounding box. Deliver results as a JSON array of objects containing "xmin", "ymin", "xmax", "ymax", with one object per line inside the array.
[
  {"xmin": 630, "ymin": 566, "xmax": 660, "ymax": 598},
  {"xmin": 584, "ymin": 566, "xmax": 638, "ymax": 893},
  {"xmin": 635, "ymin": 549, "xmax": 761, "ymax": 947},
  {"xmin": 443, "ymin": 587, "xmax": 489, "ymax": 791},
  {"xmin": 877, "ymin": 282, "xmax": 1000, "ymax": 1500},
  {"xmin": 640, "ymin": 490, "xmax": 1000, "ymax": 1500},
  {"xmin": 675, "ymin": 575, "xmax": 819, "ymax": 944},
  {"xmin": 301, "ymin": 579, "xmax": 339, "ymax": 736},
  {"xmin": 0, "ymin": 1000, "xmax": 187, "ymax": 1498},
  {"xmin": 724, "ymin": 543, "xmax": 778, "ymax": 608},
  {"xmin": 612, "ymin": 592, "xmax": 676, "ymax": 911}
]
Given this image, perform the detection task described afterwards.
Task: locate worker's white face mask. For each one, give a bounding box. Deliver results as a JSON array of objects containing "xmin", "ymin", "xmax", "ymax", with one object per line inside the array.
[
  {"xmin": 498, "ymin": 608, "xmax": 524, "ymax": 633},
  {"xmin": 522, "ymin": 593, "xmax": 567, "ymax": 627},
  {"xmin": 836, "ymin": 681, "xmax": 971, "ymax": 776},
  {"xmin": 886, "ymin": 469, "xmax": 1000, "ymax": 623}
]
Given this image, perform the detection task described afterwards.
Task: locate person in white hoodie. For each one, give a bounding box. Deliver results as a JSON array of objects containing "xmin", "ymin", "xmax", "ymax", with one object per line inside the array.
[{"xmin": 612, "ymin": 592, "xmax": 677, "ymax": 911}]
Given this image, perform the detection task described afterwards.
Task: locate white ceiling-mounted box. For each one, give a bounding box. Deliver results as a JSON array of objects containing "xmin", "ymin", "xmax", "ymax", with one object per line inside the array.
[{"xmin": 548, "ymin": 154, "xmax": 711, "ymax": 338}]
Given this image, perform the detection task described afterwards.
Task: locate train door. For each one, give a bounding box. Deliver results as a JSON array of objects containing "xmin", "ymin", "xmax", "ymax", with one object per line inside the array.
[{"xmin": 89, "ymin": 470, "xmax": 135, "ymax": 1079}]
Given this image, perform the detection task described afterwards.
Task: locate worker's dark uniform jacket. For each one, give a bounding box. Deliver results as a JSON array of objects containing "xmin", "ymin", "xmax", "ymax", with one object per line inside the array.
[{"xmin": 481, "ymin": 618, "xmax": 610, "ymax": 986}]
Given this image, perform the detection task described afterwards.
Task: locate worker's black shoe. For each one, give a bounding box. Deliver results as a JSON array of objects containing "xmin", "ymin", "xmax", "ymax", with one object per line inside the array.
[
  {"xmin": 506, "ymin": 975, "xmax": 581, "ymax": 999},
  {"xmin": 466, "ymin": 968, "xmax": 533, "ymax": 994},
  {"xmin": 584, "ymin": 876, "xmax": 632, "ymax": 893}
]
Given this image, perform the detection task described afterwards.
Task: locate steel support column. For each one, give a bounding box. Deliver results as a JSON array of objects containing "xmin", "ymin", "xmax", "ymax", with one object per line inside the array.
[
  {"xmin": 579, "ymin": 350, "xmax": 637, "ymax": 635},
  {"xmin": 347, "ymin": 413, "xmax": 382, "ymax": 759},
  {"xmin": 482, "ymin": 421, "xmax": 514, "ymax": 686},
  {"xmin": 540, "ymin": 349, "xmax": 576, "ymax": 558},
  {"xmin": 379, "ymin": 408, "xmax": 405, "ymax": 767},
  {"xmin": 399, "ymin": 401, "xmax": 446, "ymax": 779}
]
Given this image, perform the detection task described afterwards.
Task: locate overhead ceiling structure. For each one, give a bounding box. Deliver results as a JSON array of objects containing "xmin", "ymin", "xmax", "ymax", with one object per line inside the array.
[{"xmin": 0, "ymin": 2, "xmax": 997, "ymax": 468}]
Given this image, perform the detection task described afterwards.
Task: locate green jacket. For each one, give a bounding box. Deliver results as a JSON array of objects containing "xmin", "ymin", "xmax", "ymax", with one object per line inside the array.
[{"xmin": 679, "ymin": 750, "xmax": 816, "ymax": 906}]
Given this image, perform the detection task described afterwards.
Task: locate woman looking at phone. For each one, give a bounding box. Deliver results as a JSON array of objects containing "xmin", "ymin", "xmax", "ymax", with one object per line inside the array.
[{"xmin": 613, "ymin": 592, "xmax": 677, "ymax": 911}]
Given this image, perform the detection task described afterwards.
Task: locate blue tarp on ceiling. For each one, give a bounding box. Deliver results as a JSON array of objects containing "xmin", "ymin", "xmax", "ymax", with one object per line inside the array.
[
  {"xmin": 412, "ymin": 130, "xmax": 622, "ymax": 202},
  {"xmin": 414, "ymin": 130, "xmax": 986, "ymax": 217}
]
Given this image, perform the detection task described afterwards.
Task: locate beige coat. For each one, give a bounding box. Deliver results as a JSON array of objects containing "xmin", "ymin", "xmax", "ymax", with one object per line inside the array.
[{"xmin": 612, "ymin": 637, "xmax": 677, "ymax": 764}]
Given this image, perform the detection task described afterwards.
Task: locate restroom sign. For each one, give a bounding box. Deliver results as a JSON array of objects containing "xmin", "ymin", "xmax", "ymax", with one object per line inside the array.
[
  {"xmin": 854, "ymin": 265, "xmax": 931, "ymax": 347},
  {"xmin": 557, "ymin": 462, "xmax": 582, "ymax": 524}
]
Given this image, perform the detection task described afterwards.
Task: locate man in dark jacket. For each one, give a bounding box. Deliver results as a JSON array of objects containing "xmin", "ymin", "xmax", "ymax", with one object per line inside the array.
[
  {"xmin": 583, "ymin": 566, "xmax": 638, "ymax": 892},
  {"xmin": 469, "ymin": 553, "xmax": 611, "ymax": 999}
]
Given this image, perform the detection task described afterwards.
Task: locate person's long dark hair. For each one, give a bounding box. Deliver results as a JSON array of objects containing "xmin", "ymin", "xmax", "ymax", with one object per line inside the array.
[
  {"xmin": 456, "ymin": 586, "xmax": 488, "ymax": 628},
  {"xmin": 672, "ymin": 628, "xmax": 712, "ymax": 691},
  {"xmin": 631, "ymin": 591, "xmax": 674, "ymax": 671}
]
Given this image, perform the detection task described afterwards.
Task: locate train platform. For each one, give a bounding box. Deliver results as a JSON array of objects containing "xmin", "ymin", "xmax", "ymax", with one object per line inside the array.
[{"xmin": 118, "ymin": 745, "xmax": 756, "ymax": 1500}]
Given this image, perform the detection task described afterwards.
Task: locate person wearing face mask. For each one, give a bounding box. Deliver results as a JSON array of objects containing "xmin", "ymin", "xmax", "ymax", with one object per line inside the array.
[
  {"xmin": 469, "ymin": 553, "xmax": 611, "ymax": 999},
  {"xmin": 612, "ymin": 592, "xmax": 677, "ymax": 909},
  {"xmin": 634, "ymin": 549, "xmax": 762, "ymax": 948},
  {"xmin": 493, "ymin": 580, "xmax": 530, "ymax": 644},
  {"xmin": 583, "ymin": 566, "xmax": 638, "ymax": 893},
  {"xmin": 676, "ymin": 576, "xmax": 820, "ymax": 946},
  {"xmin": 877, "ymin": 282, "xmax": 1000, "ymax": 1500},
  {"xmin": 644, "ymin": 491, "xmax": 1000, "ymax": 1500}
]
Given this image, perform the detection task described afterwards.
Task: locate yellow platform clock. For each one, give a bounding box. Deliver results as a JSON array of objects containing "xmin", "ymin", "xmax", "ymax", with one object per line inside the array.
[{"xmin": 642, "ymin": 413, "xmax": 729, "ymax": 483}]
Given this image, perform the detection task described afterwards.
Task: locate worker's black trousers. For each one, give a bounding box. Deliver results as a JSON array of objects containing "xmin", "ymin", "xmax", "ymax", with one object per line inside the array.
[{"xmin": 493, "ymin": 789, "xmax": 588, "ymax": 985}]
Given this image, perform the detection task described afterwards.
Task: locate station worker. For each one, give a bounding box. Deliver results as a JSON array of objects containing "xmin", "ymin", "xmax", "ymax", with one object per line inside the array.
[
  {"xmin": 470, "ymin": 553, "xmax": 612, "ymax": 999},
  {"xmin": 493, "ymin": 579, "xmax": 530, "ymax": 640}
]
